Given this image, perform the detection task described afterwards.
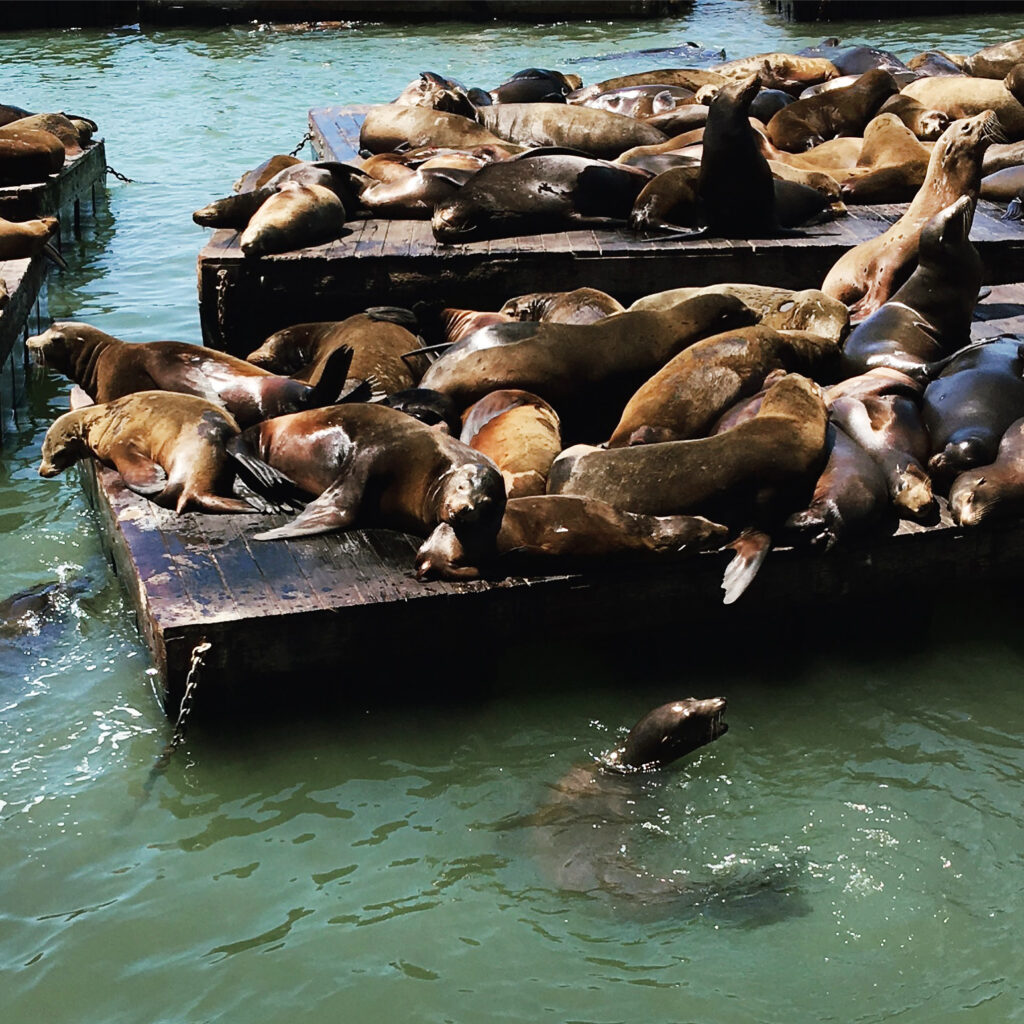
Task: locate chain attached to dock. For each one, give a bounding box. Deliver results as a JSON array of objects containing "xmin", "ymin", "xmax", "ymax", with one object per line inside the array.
[
  {"xmin": 167, "ymin": 639, "xmax": 211, "ymax": 755},
  {"xmin": 289, "ymin": 131, "xmax": 314, "ymax": 157},
  {"xmin": 105, "ymin": 164, "xmax": 135, "ymax": 183}
]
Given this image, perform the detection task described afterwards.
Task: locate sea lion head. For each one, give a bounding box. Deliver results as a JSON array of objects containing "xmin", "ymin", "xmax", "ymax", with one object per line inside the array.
[
  {"xmin": 438, "ymin": 461, "xmax": 507, "ymax": 538},
  {"xmin": 38, "ymin": 409, "xmax": 89, "ymax": 477},
  {"xmin": 431, "ymin": 198, "xmax": 478, "ymax": 242},
  {"xmin": 949, "ymin": 469, "xmax": 998, "ymax": 527},
  {"xmin": 919, "ymin": 193, "xmax": 975, "ymax": 259},
  {"xmin": 414, "ymin": 522, "xmax": 480, "ymax": 581},
  {"xmin": 607, "ymin": 697, "xmax": 729, "ymax": 772},
  {"xmin": 25, "ymin": 321, "xmax": 85, "ymax": 371}
]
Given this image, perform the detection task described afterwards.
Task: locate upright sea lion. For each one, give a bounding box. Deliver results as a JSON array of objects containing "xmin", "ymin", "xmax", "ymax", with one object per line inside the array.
[
  {"xmin": 902, "ymin": 65, "xmax": 1024, "ymax": 139},
  {"xmin": 499, "ymin": 287, "xmax": 624, "ymax": 325},
  {"xmin": 414, "ymin": 496, "xmax": 727, "ymax": 580},
  {"xmin": 547, "ymin": 373, "xmax": 828, "ymax": 518},
  {"xmin": 227, "ymin": 403, "xmax": 506, "ymax": 547},
  {"xmin": 839, "ymin": 196, "xmax": 981, "ymax": 379},
  {"xmin": 38, "ymin": 392, "xmax": 273, "ymax": 514},
  {"xmin": 459, "ymin": 390, "xmax": 562, "ymax": 498},
  {"xmin": 238, "ymin": 181, "xmax": 346, "ymax": 257},
  {"xmin": 822, "ymin": 112, "xmax": 998, "ymax": 318},
  {"xmin": 949, "ymin": 417, "xmax": 1024, "ymax": 525},
  {"xmin": 27, "ymin": 321, "xmax": 354, "ymax": 428},
  {"xmin": 964, "ymin": 38, "xmax": 1024, "ymax": 79}
]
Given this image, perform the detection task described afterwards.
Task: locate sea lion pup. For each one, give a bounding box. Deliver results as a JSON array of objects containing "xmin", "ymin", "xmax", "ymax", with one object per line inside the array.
[
  {"xmin": 499, "ymin": 287, "xmax": 624, "ymax": 325},
  {"xmin": 765, "ymin": 68, "xmax": 899, "ymax": 152},
  {"xmin": 415, "ymin": 496, "xmax": 727, "ymax": 580},
  {"xmin": 607, "ymin": 325, "xmax": 839, "ymax": 447},
  {"xmin": 420, "ymin": 293, "xmax": 758, "ymax": 442},
  {"xmin": 547, "ymin": 373, "xmax": 828, "ymax": 518},
  {"xmin": 822, "ymin": 111, "xmax": 998, "ymax": 319},
  {"xmin": 964, "ymin": 38, "xmax": 1024, "ymax": 79},
  {"xmin": 26, "ymin": 321, "xmax": 354, "ymax": 428},
  {"xmin": 783, "ymin": 421, "xmax": 891, "ymax": 550},
  {"xmin": 839, "ymin": 196, "xmax": 981, "ymax": 381},
  {"xmin": 568, "ymin": 69, "xmax": 727, "ymax": 106},
  {"xmin": 949, "ymin": 417, "xmax": 1024, "ymax": 525},
  {"xmin": 246, "ymin": 308, "xmax": 422, "ymax": 394},
  {"xmin": 0, "ymin": 124, "xmax": 66, "ymax": 185},
  {"xmin": 359, "ymin": 105, "xmax": 515, "ymax": 154},
  {"xmin": 630, "ymin": 283, "xmax": 850, "ymax": 347},
  {"xmin": 0, "ymin": 215, "xmax": 61, "ymax": 263},
  {"xmin": 828, "ymin": 393, "xmax": 935, "ymax": 521},
  {"xmin": 431, "ymin": 152, "xmax": 653, "ymax": 243},
  {"xmin": 902, "ymin": 65, "xmax": 1024, "ymax": 139},
  {"xmin": 38, "ymin": 392, "xmax": 275, "ymax": 514},
  {"xmin": 459, "ymin": 390, "xmax": 562, "ymax": 498},
  {"xmin": 238, "ymin": 181, "xmax": 346, "ymax": 258},
  {"xmin": 226, "ymin": 403, "xmax": 506, "ymax": 547},
  {"xmin": 922, "ymin": 337, "xmax": 1024, "ymax": 486}
]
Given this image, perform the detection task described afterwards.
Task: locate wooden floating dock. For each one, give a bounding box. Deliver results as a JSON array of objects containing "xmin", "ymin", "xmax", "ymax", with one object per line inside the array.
[
  {"xmin": 196, "ymin": 106, "xmax": 1024, "ymax": 356},
  {"xmin": 82, "ymin": 284, "xmax": 1024, "ymax": 714},
  {"xmin": 0, "ymin": 254, "xmax": 46, "ymax": 370}
]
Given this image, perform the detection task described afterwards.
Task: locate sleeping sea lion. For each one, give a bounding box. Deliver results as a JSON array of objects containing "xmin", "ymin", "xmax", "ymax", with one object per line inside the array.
[
  {"xmin": 964, "ymin": 38, "xmax": 1024, "ymax": 79},
  {"xmin": 577, "ymin": 85, "xmax": 696, "ymax": 120},
  {"xmin": 499, "ymin": 287, "xmax": 624, "ymax": 325},
  {"xmin": 394, "ymin": 71, "xmax": 479, "ymax": 119},
  {"xmin": 239, "ymin": 181, "xmax": 346, "ymax": 257},
  {"xmin": 902, "ymin": 65, "xmax": 1024, "ymax": 139},
  {"xmin": 0, "ymin": 215, "xmax": 60, "ymax": 262},
  {"xmin": 359, "ymin": 104, "xmax": 514, "ymax": 154},
  {"xmin": 949, "ymin": 417, "xmax": 1024, "ymax": 525},
  {"xmin": 0, "ymin": 124, "xmax": 65, "ymax": 185},
  {"xmin": 489, "ymin": 68, "xmax": 578, "ymax": 105},
  {"xmin": 568, "ymin": 69, "xmax": 726, "ymax": 106},
  {"xmin": 233, "ymin": 153, "xmax": 302, "ymax": 192}
]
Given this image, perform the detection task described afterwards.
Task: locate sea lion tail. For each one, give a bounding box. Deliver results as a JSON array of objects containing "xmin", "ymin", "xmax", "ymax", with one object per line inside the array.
[
  {"xmin": 720, "ymin": 528, "xmax": 772, "ymax": 604},
  {"xmin": 307, "ymin": 344, "xmax": 354, "ymax": 406}
]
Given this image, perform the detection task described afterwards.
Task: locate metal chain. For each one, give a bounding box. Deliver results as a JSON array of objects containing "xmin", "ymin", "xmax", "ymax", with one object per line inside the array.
[
  {"xmin": 105, "ymin": 164, "xmax": 135, "ymax": 183},
  {"xmin": 289, "ymin": 131, "xmax": 314, "ymax": 157},
  {"xmin": 168, "ymin": 640, "xmax": 211, "ymax": 752}
]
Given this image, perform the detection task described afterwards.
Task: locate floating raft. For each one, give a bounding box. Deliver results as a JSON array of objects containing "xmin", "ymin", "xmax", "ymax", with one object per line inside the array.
[
  {"xmin": 195, "ymin": 106, "xmax": 1024, "ymax": 355},
  {"xmin": 81, "ymin": 285, "xmax": 1024, "ymax": 714}
]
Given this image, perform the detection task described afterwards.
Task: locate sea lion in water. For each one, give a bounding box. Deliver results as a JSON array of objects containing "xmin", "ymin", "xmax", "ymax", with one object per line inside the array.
[
  {"xmin": 38, "ymin": 392, "xmax": 275, "ymax": 514},
  {"xmin": 26, "ymin": 321, "xmax": 354, "ymax": 428},
  {"xmin": 227, "ymin": 403, "xmax": 506, "ymax": 547},
  {"xmin": 949, "ymin": 417, "xmax": 1024, "ymax": 525},
  {"xmin": 822, "ymin": 111, "xmax": 998, "ymax": 318},
  {"xmin": 499, "ymin": 287, "xmax": 624, "ymax": 325},
  {"xmin": 0, "ymin": 578, "xmax": 85, "ymax": 639},
  {"xmin": 839, "ymin": 196, "xmax": 981, "ymax": 381},
  {"xmin": 239, "ymin": 181, "xmax": 346, "ymax": 257},
  {"xmin": 414, "ymin": 495, "xmax": 727, "ymax": 580}
]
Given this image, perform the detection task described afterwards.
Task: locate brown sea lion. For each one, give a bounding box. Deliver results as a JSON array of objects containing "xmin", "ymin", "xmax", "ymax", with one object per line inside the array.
[
  {"xmin": 414, "ymin": 496, "xmax": 727, "ymax": 581},
  {"xmin": 227, "ymin": 403, "xmax": 506, "ymax": 547},
  {"xmin": 822, "ymin": 112, "xmax": 998, "ymax": 319},
  {"xmin": 615, "ymin": 126, "xmax": 706, "ymax": 167},
  {"xmin": 964, "ymin": 38, "xmax": 1024, "ymax": 79},
  {"xmin": 876, "ymin": 93, "xmax": 949, "ymax": 141},
  {"xmin": 578, "ymin": 84, "xmax": 696, "ymax": 119},
  {"xmin": 359, "ymin": 166, "xmax": 476, "ymax": 218},
  {"xmin": 641, "ymin": 105, "xmax": 709, "ymax": 135},
  {"xmin": 714, "ymin": 53, "xmax": 839, "ymax": 91},
  {"xmin": 246, "ymin": 308, "xmax": 422, "ymax": 394},
  {"xmin": 499, "ymin": 287, "xmax": 624, "ymax": 325},
  {"xmin": 629, "ymin": 164, "xmax": 701, "ymax": 231},
  {"xmin": 420, "ymin": 292, "xmax": 758, "ymax": 442},
  {"xmin": 0, "ymin": 278, "xmax": 8, "ymax": 309},
  {"xmin": 0, "ymin": 215, "xmax": 59, "ymax": 261},
  {"xmin": 0, "ymin": 103, "xmax": 32, "ymax": 128},
  {"xmin": 906, "ymin": 51, "xmax": 967, "ymax": 77},
  {"xmin": 233, "ymin": 153, "xmax": 302, "ymax": 192},
  {"xmin": 38, "ymin": 392, "xmax": 268, "ymax": 514},
  {"xmin": 459, "ymin": 390, "xmax": 562, "ymax": 498},
  {"xmin": 547, "ymin": 373, "xmax": 828, "ymax": 518},
  {"xmin": 839, "ymin": 196, "xmax": 981, "ymax": 380},
  {"xmin": 902, "ymin": 66, "xmax": 1024, "ymax": 139},
  {"xmin": 767, "ymin": 160, "xmax": 842, "ymax": 198},
  {"xmin": 981, "ymin": 164, "xmax": 1024, "ymax": 201},
  {"xmin": 238, "ymin": 181, "xmax": 346, "ymax": 257},
  {"xmin": 6, "ymin": 113, "xmax": 87, "ymax": 156},
  {"xmin": 569, "ymin": 69, "xmax": 726, "ymax": 106},
  {"xmin": 834, "ymin": 113, "xmax": 931, "ymax": 203},
  {"xmin": 437, "ymin": 308, "xmax": 515, "ymax": 347},
  {"xmin": 982, "ymin": 139, "xmax": 1024, "ymax": 174},
  {"xmin": 949, "ymin": 417, "xmax": 1024, "ymax": 525},
  {"xmin": 607, "ymin": 325, "xmax": 839, "ymax": 447},
  {"xmin": 0, "ymin": 125, "xmax": 65, "ymax": 185},
  {"xmin": 394, "ymin": 71, "xmax": 478, "ymax": 119},
  {"xmin": 26, "ymin": 321, "xmax": 353, "ymax": 428},
  {"xmin": 359, "ymin": 105, "xmax": 515, "ymax": 154}
]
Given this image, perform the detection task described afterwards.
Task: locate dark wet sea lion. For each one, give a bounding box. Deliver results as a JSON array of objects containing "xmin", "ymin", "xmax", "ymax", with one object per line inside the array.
[
  {"xmin": 228, "ymin": 403, "xmax": 506, "ymax": 547},
  {"xmin": 831, "ymin": 45, "xmax": 913, "ymax": 77},
  {"xmin": 547, "ymin": 373, "xmax": 828, "ymax": 517},
  {"xmin": 902, "ymin": 66, "xmax": 1024, "ymax": 139},
  {"xmin": 822, "ymin": 112, "xmax": 998, "ymax": 318},
  {"xmin": 922, "ymin": 337, "xmax": 1024, "ymax": 485},
  {"xmin": 0, "ymin": 124, "xmax": 65, "ymax": 185},
  {"xmin": 39, "ymin": 392, "xmax": 273, "ymax": 514},
  {"xmin": 750, "ymin": 88, "xmax": 794, "ymax": 123},
  {"xmin": 964, "ymin": 38, "xmax": 1024, "ymax": 79},
  {"xmin": 499, "ymin": 287, "xmax": 624, "ymax": 325},
  {"xmin": 0, "ymin": 579, "xmax": 86, "ymax": 639},
  {"xmin": 489, "ymin": 68, "xmax": 579, "ymax": 105},
  {"xmin": 949, "ymin": 417, "xmax": 1024, "ymax": 525},
  {"xmin": 431, "ymin": 153, "xmax": 652, "ymax": 242},
  {"xmin": 238, "ymin": 181, "xmax": 346, "ymax": 257},
  {"xmin": 607, "ymin": 325, "xmax": 839, "ymax": 447},
  {"xmin": 359, "ymin": 104, "xmax": 514, "ymax": 154},
  {"xmin": 420, "ymin": 292, "xmax": 757, "ymax": 442},
  {"xmin": 27, "ymin": 321, "xmax": 354, "ymax": 428},
  {"xmin": 381, "ymin": 388, "xmax": 461, "ymax": 435},
  {"xmin": 839, "ymin": 196, "xmax": 980, "ymax": 380},
  {"xmin": 414, "ymin": 496, "xmax": 727, "ymax": 580},
  {"xmin": 629, "ymin": 164, "xmax": 701, "ymax": 232},
  {"xmin": 459, "ymin": 390, "xmax": 561, "ymax": 498},
  {"xmin": 0, "ymin": 102, "xmax": 33, "ymax": 128}
]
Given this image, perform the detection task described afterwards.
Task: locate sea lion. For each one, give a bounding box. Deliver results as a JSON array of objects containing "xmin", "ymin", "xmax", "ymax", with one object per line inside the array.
[
  {"xmin": 949, "ymin": 417, "xmax": 1024, "ymax": 525},
  {"xmin": 6, "ymin": 112, "xmax": 88, "ymax": 156},
  {"xmin": 569, "ymin": 69, "xmax": 726, "ymax": 106},
  {"xmin": 420, "ymin": 292, "xmax": 757, "ymax": 442},
  {"xmin": 0, "ymin": 124, "xmax": 65, "ymax": 185},
  {"xmin": 768, "ymin": 160, "xmax": 842, "ymax": 198},
  {"xmin": 358, "ymin": 105, "xmax": 515, "ymax": 154},
  {"xmin": 981, "ymin": 164, "xmax": 1024, "ymax": 202},
  {"xmin": 436, "ymin": 308, "xmax": 515, "ymax": 347},
  {"xmin": 964, "ymin": 38, "xmax": 1024, "ymax": 79},
  {"xmin": 358, "ymin": 165, "xmax": 476, "ymax": 218},
  {"xmin": 906, "ymin": 50, "xmax": 967, "ymax": 77},
  {"xmin": 38, "ymin": 392, "xmax": 274, "ymax": 514},
  {"xmin": 415, "ymin": 496, "xmax": 726, "ymax": 579},
  {"xmin": 499, "ymin": 287, "xmax": 624, "ymax": 325},
  {"xmin": 238, "ymin": 181, "xmax": 346, "ymax": 257},
  {"xmin": 489, "ymin": 68, "xmax": 579, "ymax": 105},
  {"xmin": 460, "ymin": 390, "xmax": 562, "ymax": 497},
  {"xmin": 381, "ymin": 388, "xmax": 461, "ymax": 435},
  {"xmin": 0, "ymin": 102, "xmax": 33, "ymax": 128},
  {"xmin": 607, "ymin": 325, "xmax": 839, "ymax": 447},
  {"xmin": 982, "ymin": 139, "xmax": 1024, "ymax": 174},
  {"xmin": 578, "ymin": 85, "xmax": 696, "ymax": 120},
  {"xmin": 227, "ymin": 403, "xmax": 506, "ymax": 546},
  {"xmin": 0, "ymin": 578, "xmax": 84, "ymax": 640},
  {"xmin": 750, "ymin": 88, "xmax": 795, "ymax": 123},
  {"xmin": 902, "ymin": 65, "xmax": 1024, "ymax": 139},
  {"xmin": 714, "ymin": 53, "xmax": 838, "ymax": 91},
  {"xmin": 876, "ymin": 93, "xmax": 949, "ymax": 141},
  {"xmin": 839, "ymin": 196, "xmax": 981, "ymax": 380},
  {"xmin": 830, "ymin": 45, "xmax": 914, "ymax": 78},
  {"xmin": 27, "ymin": 321, "xmax": 354, "ymax": 428},
  {"xmin": 822, "ymin": 111, "xmax": 998, "ymax": 318},
  {"xmin": 0, "ymin": 215, "xmax": 60, "ymax": 261},
  {"xmin": 834, "ymin": 113, "xmax": 931, "ymax": 203},
  {"xmin": 431, "ymin": 152, "xmax": 652, "ymax": 243},
  {"xmin": 922, "ymin": 336, "xmax": 1024, "ymax": 485},
  {"xmin": 547, "ymin": 373, "xmax": 828, "ymax": 518},
  {"xmin": 246, "ymin": 308, "xmax": 422, "ymax": 394},
  {"xmin": 629, "ymin": 164, "xmax": 702, "ymax": 232},
  {"xmin": 233, "ymin": 153, "xmax": 302, "ymax": 192},
  {"xmin": 394, "ymin": 71, "xmax": 478, "ymax": 119}
]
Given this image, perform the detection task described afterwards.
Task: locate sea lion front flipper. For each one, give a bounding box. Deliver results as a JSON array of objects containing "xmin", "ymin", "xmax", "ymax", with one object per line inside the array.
[
  {"xmin": 108, "ymin": 444, "xmax": 168, "ymax": 497},
  {"xmin": 720, "ymin": 528, "xmax": 772, "ymax": 605},
  {"xmin": 225, "ymin": 439, "xmax": 308, "ymax": 511},
  {"xmin": 252, "ymin": 474, "xmax": 364, "ymax": 541}
]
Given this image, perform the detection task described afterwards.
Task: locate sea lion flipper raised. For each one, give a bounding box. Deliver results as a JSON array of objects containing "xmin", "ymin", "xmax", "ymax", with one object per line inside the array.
[
  {"xmin": 720, "ymin": 528, "xmax": 772, "ymax": 604},
  {"xmin": 306, "ymin": 344, "xmax": 354, "ymax": 406}
]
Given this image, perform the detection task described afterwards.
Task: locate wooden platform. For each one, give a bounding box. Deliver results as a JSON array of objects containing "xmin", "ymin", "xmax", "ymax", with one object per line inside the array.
[
  {"xmin": 0, "ymin": 254, "xmax": 46, "ymax": 369},
  {"xmin": 196, "ymin": 106, "xmax": 1024, "ymax": 356}
]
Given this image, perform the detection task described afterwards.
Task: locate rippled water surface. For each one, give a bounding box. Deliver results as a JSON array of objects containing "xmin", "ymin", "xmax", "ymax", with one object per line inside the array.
[{"xmin": 2, "ymin": 3, "xmax": 1024, "ymax": 1021}]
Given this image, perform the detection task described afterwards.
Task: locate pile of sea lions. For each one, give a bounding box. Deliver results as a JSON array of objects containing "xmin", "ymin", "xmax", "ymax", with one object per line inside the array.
[{"xmin": 191, "ymin": 36, "xmax": 1024, "ymax": 254}]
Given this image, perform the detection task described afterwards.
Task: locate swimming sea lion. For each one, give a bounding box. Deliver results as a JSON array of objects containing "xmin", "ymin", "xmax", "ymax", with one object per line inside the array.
[
  {"xmin": 38, "ymin": 392, "xmax": 273, "ymax": 514},
  {"xmin": 499, "ymin": 287, "xmax": 624, "ymax": 325},
  {"xmin": 949, "ymin": 416, "xmax": 1024, "ymax": 525},
  {"xmin": 416, "ymin": 496, "xmax": 727, "ymax": 579},
  {"xmin": 460, "ymin": 390, "xmax": 562, "ymax": 497},
  {"xmin": 27, "ymin": 321, "xmax": 354, "ymax": 428},
  {"xmin": 902, "ymin": 65, "xmax": 1024, "ymax": 139},
  {"xmin": 359, "ymin": 105, "xmax": 515, "ymax": 154},
  {"xmin": 227, "ymin": 403, "xmax": 506, "ymax": 547},
  {"xmin": 822, "ymin": 111, "xmax": 998, "ymax": 318},
  {"xmin": 839, "ymin": 196, "xmax": 981, "ymax": 380},
  {"xmin": 964, "ymin": 38, "xmax": 1024, "ymax": 79},
  {"xmin": 0, "ymin": 578, "xmax": 84, "ymax": 640},
  {"xmin": 238, "ymin": 181, "xmax": 346, "ymax": 257}
]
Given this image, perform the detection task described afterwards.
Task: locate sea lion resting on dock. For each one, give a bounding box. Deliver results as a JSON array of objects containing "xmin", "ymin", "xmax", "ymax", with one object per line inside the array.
[
  {"xmin": 227, "ymin": 402, "xmax": 506, "ymax": 548},
  {"xmin": 499, "ymin": 287, "xmax": 624, "ymax": 325},
  {"xmin": 949, "ymin": 417, "xmax": 1024, "ymax": 525},
  {"xmin": 26, "ymin": 321, "xmax": 354, "ymax": 428},
  {"xmin": 0, "ymin": 215, "xmax": 61, "ymax": 262},
  {"xmin": 38, "ymin": 392, "xmax": 277, "ymax": 514}
]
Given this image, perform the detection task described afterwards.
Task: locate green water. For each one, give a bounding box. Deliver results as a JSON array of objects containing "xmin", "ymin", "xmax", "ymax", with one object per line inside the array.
[{"xmin": 2, "ymin": 4, "xmax": 1024, "ymax": 1021}]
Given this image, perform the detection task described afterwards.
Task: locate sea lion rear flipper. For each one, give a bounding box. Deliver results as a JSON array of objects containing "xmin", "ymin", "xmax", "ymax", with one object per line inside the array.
[
  {"xmin": 43, "ymin": 242, "xmax": 68, "ymax": 270},
  {"xmin": 720, "ymin": 528, "xmax": 772, "ymax": 605},
  {"xmin": 252, "ymin": 477, "xmax": 361, "ymax": 541},
  {"xmin": 226, "ymin": 438, "xmax": 308, "ymax": 511},
  {"xmin": 306, "ymin": 344, "xmax": 354, "ymax": 406}
]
